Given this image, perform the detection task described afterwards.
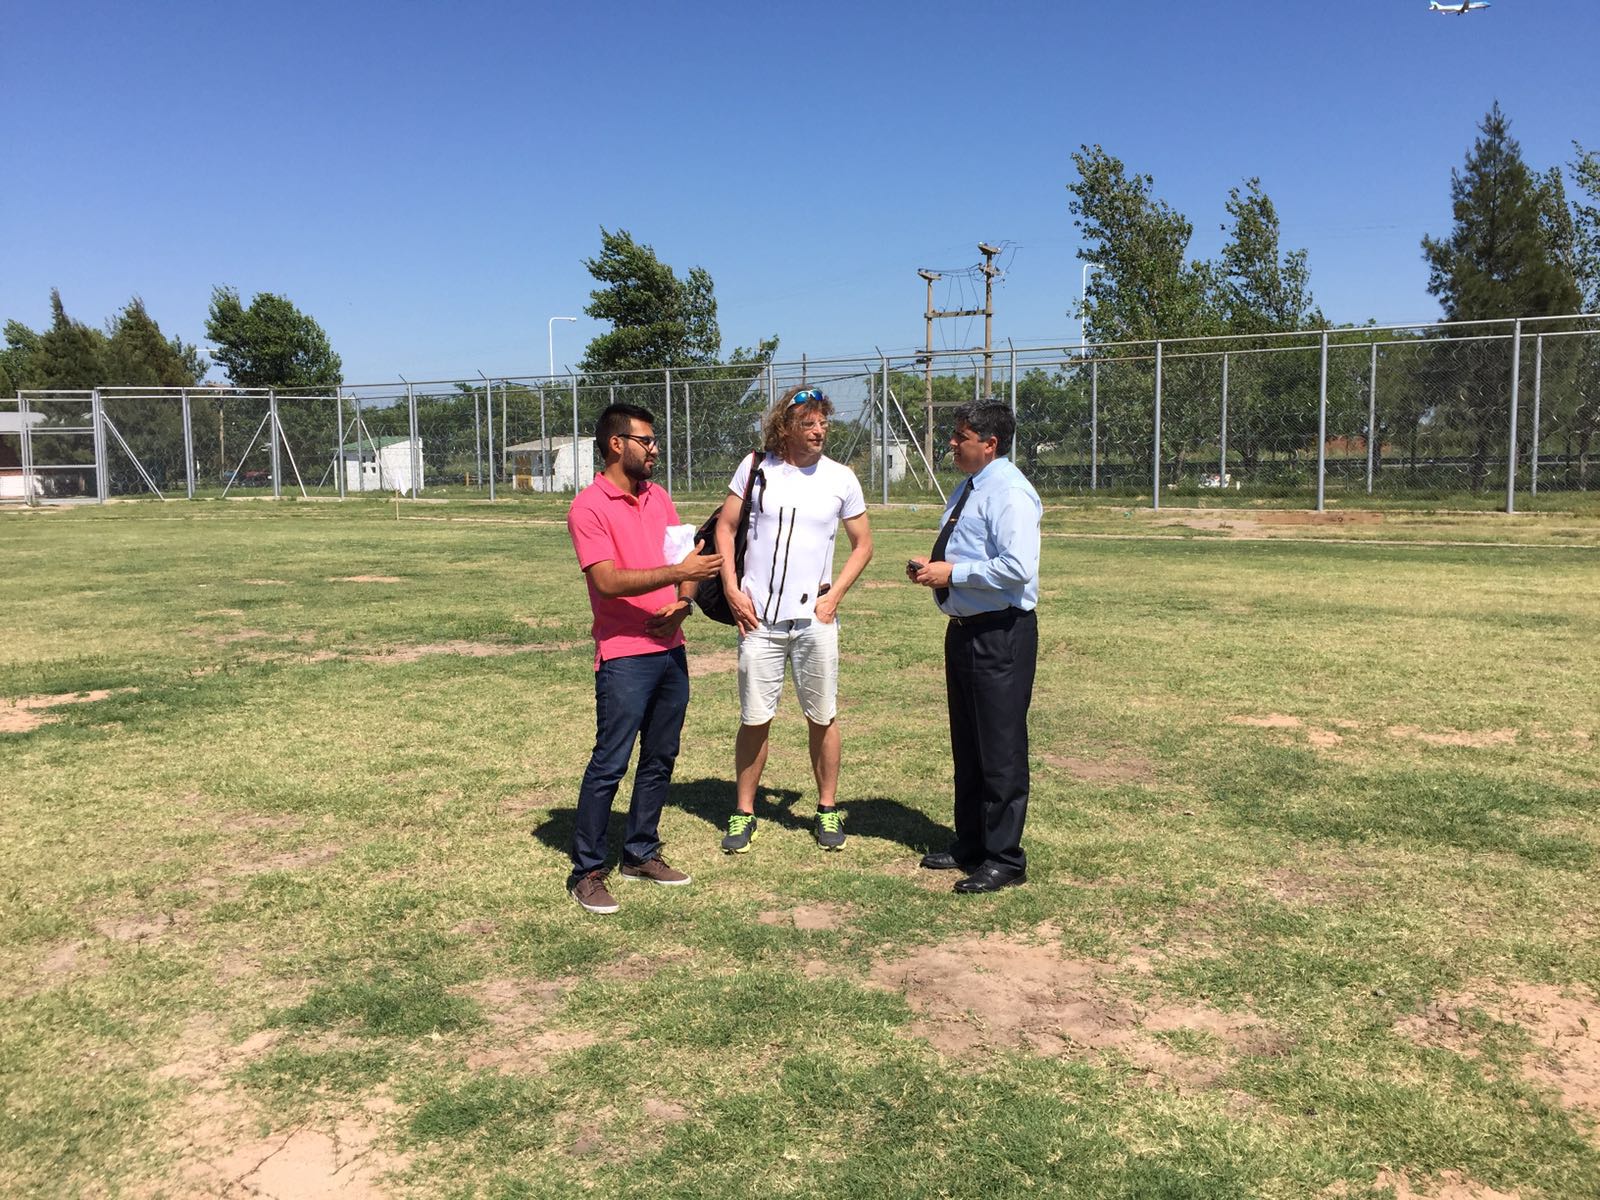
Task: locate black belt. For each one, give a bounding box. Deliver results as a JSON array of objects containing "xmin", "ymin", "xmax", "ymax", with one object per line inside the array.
[{"xmin": 946, "ymin": 606, "xmax": 1028, "ymax": 629}]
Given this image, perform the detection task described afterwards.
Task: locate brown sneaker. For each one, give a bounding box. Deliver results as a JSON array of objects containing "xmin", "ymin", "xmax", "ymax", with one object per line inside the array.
[
  {"xmin": 568, "ymin": 870, "xmax": 620, "ymax": 914},
  {"xmin": 618, "ymin": 855, "xmax": 692, "ymax": 886}
]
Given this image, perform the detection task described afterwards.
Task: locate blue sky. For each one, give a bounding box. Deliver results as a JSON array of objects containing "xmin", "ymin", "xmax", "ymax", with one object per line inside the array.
[{"xmin": 5, "ymin": 1, "xmax": 1595, "ymax": 384}]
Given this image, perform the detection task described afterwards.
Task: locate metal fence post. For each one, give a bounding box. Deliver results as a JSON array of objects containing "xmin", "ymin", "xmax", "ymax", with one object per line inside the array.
[
  {"xmin": 571, "ymin": 373, "xmax": 580, "ymax": 492},
  {"xmin": 664, "ymin": 368, "xmax": 673, "ymax": 493},
  {"xmin": 1090, "ymin": 360, "xmax": 1098, "ymax": 491},
  {"xmin": 1219, "ymin": 352, "xmax": 1229, "ymax": 483},
  {"xmin": 539, "ymin": 385, "xmax": 549, "ymax": 493},
  {"xmin": 880, "ymin": 355, "xmax": 890, "ymax": 506},
  {"xmin": 407, "ymin": 381, "xmax": 419, "ymax": 498},
  {"xmin": 473, "ymin": 382, "xmax": 483, "ymax": 489},
  {"xmin": 1531, "ymin": 334, "xmax": 1543, "ymax": 497},
  {"xmin": 684, "ymin": 381, "xmax": 692, "ymax": 493},
  {"xmin": 1366, "ymin": 343, "xmax": 1378, "ymax": 496},
  {"xmin": 335, "ymin": 389, "xmax": 346, "ymax": 499},
  {"xmin": 486, "ymin": 380, "xmax": 497, "ymax": 501},
  {"xmin": 1152, "ymin": 342, "xmax": 1162, "ymax": 510},
  {"xmin": 18, "ymin": 393, "xmax": 35, "ymax": 506},
  {"xmin": 1506, "ymin": 318, "xmax": 1522, "ymax": 514},
  {"xmin": 1316, "ymin": 332, "xmax": 1328, "ymax": 512},
  {"xmin": 181, "ymin": 387, "xmax": 195, "ymax": 500},
  {"xmin": 269, "ymin": 388, "xmax": 283, "ymax": 500},
  {"xmin": 92, "ymin": 387, "xmax": 108, "ymax": 503},
  {"xmin": 1009, "ymin": 342, "xmax": 1017, "ymax": 418}
]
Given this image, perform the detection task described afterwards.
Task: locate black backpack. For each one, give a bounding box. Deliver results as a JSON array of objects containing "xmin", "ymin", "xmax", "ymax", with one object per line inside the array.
[{"xmin": 692, "ymin": 450, "xmax": 765, "ymax": 624}]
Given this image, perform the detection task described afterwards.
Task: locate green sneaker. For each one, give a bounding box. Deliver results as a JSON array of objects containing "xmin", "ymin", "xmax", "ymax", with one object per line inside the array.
[
  {"xmin": 721, "ymin": 812, "xmax": 757, "ymax": 854},
  {"xmin": 814, "ymin": 807, "xmax": 846, "ymax": 851}
]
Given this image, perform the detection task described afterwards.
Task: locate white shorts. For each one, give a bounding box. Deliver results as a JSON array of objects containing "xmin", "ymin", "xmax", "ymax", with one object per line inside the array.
[{"xmin": 737, "ymin": 618, "xmax": 840, "ymax": 726}]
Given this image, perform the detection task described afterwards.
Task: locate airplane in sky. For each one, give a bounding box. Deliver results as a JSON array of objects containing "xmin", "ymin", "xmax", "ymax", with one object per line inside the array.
[{"xmin": 1429, "ymin": 1, "xmax": 1490, "ymax": 13}]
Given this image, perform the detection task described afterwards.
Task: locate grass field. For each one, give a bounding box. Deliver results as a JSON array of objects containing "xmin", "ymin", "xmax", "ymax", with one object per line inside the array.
[{"xmin": 3, "ymin": 497, "xmax": 1598, "ymax": 1199}]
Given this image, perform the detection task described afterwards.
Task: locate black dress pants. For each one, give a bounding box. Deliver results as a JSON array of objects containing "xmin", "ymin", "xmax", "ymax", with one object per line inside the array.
[{"xmin": 944, "ymin": 607, "xmax": 1037, "ymax": 873}]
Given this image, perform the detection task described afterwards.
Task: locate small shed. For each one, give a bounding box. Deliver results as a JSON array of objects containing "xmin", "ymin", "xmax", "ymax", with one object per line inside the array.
[
  {"xmin": 506, "ymin": 437, "xmax": 595, "ymax": 492},
  {"xmin": 340, "ymin": 435, "xmax": 423, "ymax": 493},
  {"xmin": 0, "ymin": 410, "xmax": 45, "ymax": 500}
]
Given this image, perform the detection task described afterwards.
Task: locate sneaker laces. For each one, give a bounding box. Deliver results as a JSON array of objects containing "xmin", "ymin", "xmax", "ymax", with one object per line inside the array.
[
  {"xmin": 727, "ymin": 813, "xmax": 755, "ymax": 835},
  {"xmin": 817, "ymin": 809, "xmax": 843, "ymax": 833}
]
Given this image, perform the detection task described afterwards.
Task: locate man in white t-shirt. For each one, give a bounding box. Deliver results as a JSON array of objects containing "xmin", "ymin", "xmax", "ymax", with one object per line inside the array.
[{"xmin": 713, "ymin": 387, "xmax": 873, "ymax": 853}]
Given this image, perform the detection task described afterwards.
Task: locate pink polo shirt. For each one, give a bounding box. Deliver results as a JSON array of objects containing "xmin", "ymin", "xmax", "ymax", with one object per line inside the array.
[{"xmin": 568, "ymin": 472, "xmax": 686, "ymax": 668}]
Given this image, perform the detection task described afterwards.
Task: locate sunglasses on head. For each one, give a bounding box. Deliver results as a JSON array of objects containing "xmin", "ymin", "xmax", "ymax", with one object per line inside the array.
[{"xmin": 789, "ymin": 389, "xmax": 829, "ymax": 406}]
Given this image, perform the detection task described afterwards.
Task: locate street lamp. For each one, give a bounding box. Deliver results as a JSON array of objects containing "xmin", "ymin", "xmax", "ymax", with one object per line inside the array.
[
  {"xmin": 1079, "ymin": 261, "xmax": 1103, "ymax": 350},
  {"xmin": 547, "ymin": 316, "xmax": 577, "ymax": 380}
]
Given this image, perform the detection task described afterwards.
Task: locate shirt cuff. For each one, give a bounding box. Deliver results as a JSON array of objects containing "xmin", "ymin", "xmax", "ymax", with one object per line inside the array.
[{"xmin": 949, "ymin": 562, "xmax": 971, "ymax": 588}]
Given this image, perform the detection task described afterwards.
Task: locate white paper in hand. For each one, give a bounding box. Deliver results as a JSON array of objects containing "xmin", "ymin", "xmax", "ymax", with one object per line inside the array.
[{"xmin": 662, "ymin": 523, "xmax": 698, "ymax": 564}]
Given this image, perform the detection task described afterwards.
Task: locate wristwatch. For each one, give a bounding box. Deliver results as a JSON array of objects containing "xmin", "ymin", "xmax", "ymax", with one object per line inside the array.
[{"xmin": 680, "ymin": 597, "xmax": 695, "ymax": 613}]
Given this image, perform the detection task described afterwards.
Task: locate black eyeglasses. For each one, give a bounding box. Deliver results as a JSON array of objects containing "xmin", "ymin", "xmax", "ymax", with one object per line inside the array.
[{"xmin": 617, "ymin": 433, "xmax": 659, "ymax": 450}]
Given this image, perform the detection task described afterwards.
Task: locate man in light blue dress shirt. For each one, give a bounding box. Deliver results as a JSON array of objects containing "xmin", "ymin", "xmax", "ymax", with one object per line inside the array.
[{"xmin": 906, "ymin": 399, "xmax": 1042, "ymax": 893}]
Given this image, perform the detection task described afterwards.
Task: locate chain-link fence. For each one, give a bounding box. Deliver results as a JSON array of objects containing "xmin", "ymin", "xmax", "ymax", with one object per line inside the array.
[{"xmin": 7, "ymin": 316, "xmax": 1597, "ymax": 510}]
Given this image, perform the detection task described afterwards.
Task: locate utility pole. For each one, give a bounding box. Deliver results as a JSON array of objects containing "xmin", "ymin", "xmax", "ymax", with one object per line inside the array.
[
  {"xmin": 914, "ymin": 241, "xmax": 1004, "ymax": 466},
  {"xmin": 978, "ymin": 242, "xmax": 1001, "ymax": 397},
  {"xmin": 918, "ymin": 269, "xmax": 940, "ymax": 467}
]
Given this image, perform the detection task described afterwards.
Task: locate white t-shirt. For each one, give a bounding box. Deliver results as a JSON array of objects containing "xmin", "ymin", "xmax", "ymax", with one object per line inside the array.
[{"xmin": 728, "ymin": 453, "xmax": 866, "ymax": 624}]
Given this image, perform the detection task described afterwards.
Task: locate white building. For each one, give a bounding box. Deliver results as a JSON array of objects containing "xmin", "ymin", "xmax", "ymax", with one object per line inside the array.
[
  {"xmin": 506, "ymin": 437, "xmax": 595, "ymax": 491},
  {"xmin": 340, "ymin": 436, "xmax": 423, "ymax": 493},
  {"xmin": 0, "ymin": 410, "xmax": 45, "ymax": 500}
]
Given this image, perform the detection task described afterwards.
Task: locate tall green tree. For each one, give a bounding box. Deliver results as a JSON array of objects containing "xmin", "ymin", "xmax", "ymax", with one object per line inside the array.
[
  {"xmin": 579, "ymin": 228, "xmax": 735, "ymax": 375},
  {"xmin": 1214, "ymin": 179, "xmax": 1324, "ymax": 470},
  {"xmin": 1069, "ymin": 146, "xmax": 1219, "ymax": 480},
  {"xmin": 1563, "ymin": 142, "xmax": 1600, "ymax": 484},
  {"xmin": 1420, "ymin": 103, "xmax": 1581, "ymax": 489},
  {"xmin": 33, "ymin": 290, "xmax": 108, "ymax": 390},
  {"xmin": 204, "ymin": 287, "xmax": 343, "ymax": 390},
  {"xmin": 1422, "ymin": 103, "xmax": 1579, "ymax": 321},
  {"xmin": 1068, "ymin": 145, "xmax": 1217, "ymax": 345},
  {"xmin": 105, "ymin": 297, "xmax": 202, "ymax": 388}
]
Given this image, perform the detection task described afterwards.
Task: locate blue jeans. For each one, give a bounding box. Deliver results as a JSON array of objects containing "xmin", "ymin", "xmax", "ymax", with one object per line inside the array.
[{"xmin": 570, "ymin": 646, "xmax": 690, "ymax": 879}]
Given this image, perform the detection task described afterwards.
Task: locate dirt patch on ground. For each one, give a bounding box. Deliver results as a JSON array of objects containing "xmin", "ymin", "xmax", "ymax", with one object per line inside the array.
[
  {"xmin": 0, "ymin": 687, "xmax": 138, "ymax": 734},
  {"xmin": 687, "ymin": 649, "xmax": 738, "ymax": 677},
  {"xmin": 1159, "ymin": 510, "xmax": 1384, "ymax": 536},
  {"xmin": 354, "ymin": 640, "xmax": 542, "ymax": 663},
  {"xmin": 1228, "ymin": 713, "xmax": 1305, "ymax": 729},
  {"xmin": 211, "ymin": 628, "xmax": 272, "ymax": 645},
  {"xmin": 868, "ymin": 932, "xmax": 1280, "ymax": 1086},
  {"xmin": 197, "ymin": 608, "xmax": 247, "ymax": 618},
  {"xmin": 757, "ymin": 903, "xmax": 852, "ymax": 931},
  {"xmin": 1386, "ymin": 725, "xmax": 1518, "ymax": 749},
  {"xmin": 502, "ymin": 790, "xmax": 562, "ymax": 816},
  {"xmin": 242, "ymin": 578, "xmax": 289, "ymax": 586},
  {"xmin": 231, "ymin": 845, "xmax": 342, "ymax": 876},
  {"xmin": 461, "ymin": 977, "xmax": 596, "ymax": 1073},
  {"xmin": 1325, "ymin": 1169, "xmax": 1521, "ymax": 1199},
  {"xmin": 1041, "ymin": 753, "xmax": 1157, "ymax": 786},
  {"xmin": 858, "ymin": 579, "xmax": 906, "ymax": 590},
  {"xmin": 148, "ymin": 1014, "xmax": 412, "ymax": 1198},
  {"xmin": 95, "ymin": 912, "xmax": 185, "ymax": 943},
  {"xmin": 1259, "ymin": 865, "xmax": 1373, "ymax": 905},
  {"xmin": 329, "ymin": 575, "xmax": 403, "ymax": 584},
  {"xmin": 1395, "ymin": 982, "xmax": 1600, "ymax": 1134}
]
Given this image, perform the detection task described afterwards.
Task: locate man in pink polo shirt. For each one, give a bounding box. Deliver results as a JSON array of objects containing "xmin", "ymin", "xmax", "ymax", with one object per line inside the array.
[{"xmin": 565, "ymin": 402, "xmax": 723, "ymax": 914}]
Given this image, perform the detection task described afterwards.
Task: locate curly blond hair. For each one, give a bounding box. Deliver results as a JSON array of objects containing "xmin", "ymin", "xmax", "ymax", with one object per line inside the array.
[{"xmin": 762, "ymin": 386, "xmax": 834, "ymax": 455}]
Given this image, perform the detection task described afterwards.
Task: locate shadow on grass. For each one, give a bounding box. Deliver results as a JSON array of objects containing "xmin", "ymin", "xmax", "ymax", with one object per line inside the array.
[{"xmin": 529, "ymin": 776, "xmax": 954, "ymax": 857}]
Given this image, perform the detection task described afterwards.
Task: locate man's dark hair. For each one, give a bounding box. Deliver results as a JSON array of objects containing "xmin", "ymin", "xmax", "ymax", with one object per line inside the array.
[
  {"xmin": 595, "ymin": 402, "xmax": 655, "ymax": 453},
  {"xmin": 952, "ymin": 399, "xmax": 1015, "ymax": 456}
]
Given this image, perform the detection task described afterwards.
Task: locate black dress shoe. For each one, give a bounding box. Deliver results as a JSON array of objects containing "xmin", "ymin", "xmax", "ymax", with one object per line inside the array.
[
  {"xmin": 953, "ymin": 863, "xmax": 1027, "ymax": 893},
  {"xmin": 920, "ymin": 850, "xmax": 980, "ymax": 871}
]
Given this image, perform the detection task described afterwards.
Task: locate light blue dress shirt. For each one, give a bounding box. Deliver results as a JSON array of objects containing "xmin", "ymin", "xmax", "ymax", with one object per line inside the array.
[{"xmin": 937, "ymin": 455, "xmax": 1042, "ymax": 617}]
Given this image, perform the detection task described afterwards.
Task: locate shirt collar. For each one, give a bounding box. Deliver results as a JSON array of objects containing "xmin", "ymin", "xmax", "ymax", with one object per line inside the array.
[
  {"xmin": 593, "ymin": 472, "xmax": 653, "ymax": 505},
  {"xmin": 968, "ymin": 455, "xmax": 1009, "ymax": 490}
]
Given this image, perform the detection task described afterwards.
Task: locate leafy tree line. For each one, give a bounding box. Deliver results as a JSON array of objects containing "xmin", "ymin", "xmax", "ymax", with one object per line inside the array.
[{"xmin": 1060, "ymin": 105, "xmax": 1600, "ymax": 491}]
